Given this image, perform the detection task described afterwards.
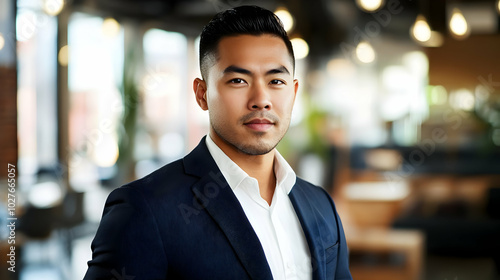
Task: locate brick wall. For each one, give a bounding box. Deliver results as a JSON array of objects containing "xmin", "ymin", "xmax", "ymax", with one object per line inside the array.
[{"xmin": 0, "ymin": 66, "xmax": 17, "ymax": 177}]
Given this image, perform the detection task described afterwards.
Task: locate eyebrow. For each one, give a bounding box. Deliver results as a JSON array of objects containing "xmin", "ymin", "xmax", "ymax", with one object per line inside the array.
[{"xmin": 222, "ymin": 65, "xmax": 291, "ymax": 76}]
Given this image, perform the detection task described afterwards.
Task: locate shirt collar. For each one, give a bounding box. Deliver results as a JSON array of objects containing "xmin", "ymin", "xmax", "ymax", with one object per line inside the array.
[{"xmin": 205, "ymin": 135, "xmax": 296, "ymax": 194}]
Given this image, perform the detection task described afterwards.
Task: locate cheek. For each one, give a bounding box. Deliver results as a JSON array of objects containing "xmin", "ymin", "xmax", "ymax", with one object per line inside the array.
[
  {"xmin": 213, "ymin": 86, "xmax": 246, "ymax": 108},
  {"xmin": 208, "ymin": 90, "xmax": 243, "ymax": 120},
  {"xmin": 276, "ymin": 93, "xmax": 296, "ymax": 115}
]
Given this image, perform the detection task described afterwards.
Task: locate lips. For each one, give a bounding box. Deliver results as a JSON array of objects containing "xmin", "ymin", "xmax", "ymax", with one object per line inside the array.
[{"xmin": 244, "ymin": 118, "xmax": 274, "ymax": 132}]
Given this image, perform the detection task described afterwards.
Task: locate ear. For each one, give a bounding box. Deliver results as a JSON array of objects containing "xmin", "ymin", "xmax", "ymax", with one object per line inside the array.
[
  {"xmin": 193, "ymin": 78, "xmax": 209, "ymax": 111},
  {"xmin": 293, "ymin": 79, "xmax": 299, "ymax": 100}
]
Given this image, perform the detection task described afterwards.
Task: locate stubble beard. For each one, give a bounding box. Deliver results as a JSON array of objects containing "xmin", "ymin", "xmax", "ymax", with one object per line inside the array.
[{"xmin": 210, "ymin": 118, "xmax": 288, "ymax": 156}]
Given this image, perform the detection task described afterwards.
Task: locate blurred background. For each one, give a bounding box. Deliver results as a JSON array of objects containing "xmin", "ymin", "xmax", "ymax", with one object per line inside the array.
[{"xmin": 0, "ymin": 0, "xmax": 499, "ymax": 279}]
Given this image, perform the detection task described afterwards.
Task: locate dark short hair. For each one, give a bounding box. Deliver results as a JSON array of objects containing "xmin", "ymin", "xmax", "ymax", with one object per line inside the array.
[{"xmin": 199, "ymin": 5, "xmax": 295, "ymax": 80}]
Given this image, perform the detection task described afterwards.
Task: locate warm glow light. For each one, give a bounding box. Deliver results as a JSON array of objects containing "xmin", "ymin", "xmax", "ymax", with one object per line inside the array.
[
  {"xmin": 92, "ymin": 136, "xmax": 119, "ymax": 167},
  {"xmin": 450, "ymin": 8, "xmax": 469, "ymax": 38},
  {"xmin": 424, "ymin": 31, "xmax": 444, "ymax": 47},
  {"xmin": 291, "ymin": 38, "xmax": 309, "ymax": 59},
  {"xmin": 275, "ymin": 8, "xmax": 294, "ymax": 32},
  {"xmin": 327, "ymin": 58, "xmax": 355, "ymax": 78},
  {"xmin": 380, "ymin": 66, "xmax": 411, "ymax": 120},
  {"xmin": 450, "ymin": 89, "xmax": 475, "ymax": 111},
  {"xmin": 411, "ymin": 15, "xmax": 431, "ymax": 42},
  {"xmin": 28, "ymin": 182, "xmax": 64, "ymax": 208},
  {"xmin": 429, "ymin": 85, "xmax": 448, "ymax": 105},
  {"xmin": 403, "ymin": 51, "xmax": 428, "ymax": 76},
  {"xmin": 355, "ymin": 0, "xmax": 385, "ymax": 12},
  {"xmin": 356, "ymin": 41, "xmax": 376, "ymax": 63},
  {"xmin": 102, "ymin": 17, "xmax": 121, "ymax": 38},
  {"xmin": 58, "ymin": 45, "xmax": 69, "ymax": 66},
  {"xmin": 346, "ymin": 181, "xmax": 409, "ymax": 201},
  {"xmin": 43, "ymin": 0, "xmax": 64, "ymax": 16},
  {"xmin": 497, "ymin": 0, "xmax": 500, "ymax": 14},
  {"xmin": 0, "ymin": 33, "xmax": 5, "ymax": 51}
]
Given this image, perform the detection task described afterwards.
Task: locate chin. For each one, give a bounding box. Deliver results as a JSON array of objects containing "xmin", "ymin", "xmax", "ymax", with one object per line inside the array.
[{"xmin": 236, "ymin": 139, "xmax": 278, "ymax": 156}]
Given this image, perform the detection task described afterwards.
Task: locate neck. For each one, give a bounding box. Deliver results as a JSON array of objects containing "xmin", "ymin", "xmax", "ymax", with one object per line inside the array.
[{"xmin": 210, "ymin": 132, "xmax": 276, "ymax": 205}]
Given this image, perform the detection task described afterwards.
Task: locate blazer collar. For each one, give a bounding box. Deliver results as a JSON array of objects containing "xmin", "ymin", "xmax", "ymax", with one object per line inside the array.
[
  {"xmin": 183, "ymin": 137, "xmax": 327, "ymax": 280},
  {"xmin": 183, "ymin": 136, "xmax": 273, "ymax": 280},
  {"xmin": 289, "ymin": 184, "xmax": 326, "ymax": 280}
]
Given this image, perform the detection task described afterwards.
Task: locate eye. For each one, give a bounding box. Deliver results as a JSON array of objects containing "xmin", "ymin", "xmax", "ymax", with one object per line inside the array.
[
  {"xmin": 229, "ymin": 78, "xmax": 246, "ymax": 84},
  {"xmin": 270, "ymin": 79, "xmax": 285, "ymax": 85}
]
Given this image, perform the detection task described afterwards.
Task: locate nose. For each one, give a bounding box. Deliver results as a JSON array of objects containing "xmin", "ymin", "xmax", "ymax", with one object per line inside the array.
[{"xmin": 248, "ymin": 82, "xmax": 272, "ymax": 110}]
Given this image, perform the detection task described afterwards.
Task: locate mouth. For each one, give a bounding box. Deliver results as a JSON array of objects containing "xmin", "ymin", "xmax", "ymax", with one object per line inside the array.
[{"xmin": 243, "ymin": 118, "xmax": 275, "ymax": 132}]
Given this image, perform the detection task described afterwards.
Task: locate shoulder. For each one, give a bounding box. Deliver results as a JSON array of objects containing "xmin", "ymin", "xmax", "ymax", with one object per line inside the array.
[
  {"xmin": 294, "ymin": 177, "xmax": 333, "ymax": 202},
  {"xmin": 129, "ymin": 158, "xmax": 187, "ymax": 187},
  {"xmin": 128, "ymin": 158, "xmax": 194, "ymax": 191},
  {"xmin": 293, "ymin": 177, "xmax": 339, "ymax": 216},
  {"xmin": 106, "ymin": 158, "xmax": 196, "ymax": 209}
]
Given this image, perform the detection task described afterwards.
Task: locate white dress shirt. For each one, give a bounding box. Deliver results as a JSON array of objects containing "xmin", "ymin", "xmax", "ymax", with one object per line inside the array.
[{"xmin": 206, "ymin": 136, "xmax": 312, "ymax": 280}]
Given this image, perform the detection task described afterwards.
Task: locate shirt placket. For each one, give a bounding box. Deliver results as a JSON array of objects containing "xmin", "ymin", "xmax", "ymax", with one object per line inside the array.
[{"xmin": 270, "ymin": 187, "xmax": 298, "ymax": 280}]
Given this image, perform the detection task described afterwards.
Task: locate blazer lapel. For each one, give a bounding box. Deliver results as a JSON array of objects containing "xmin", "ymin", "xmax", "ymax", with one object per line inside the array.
[
  {"xmin": 289, "ymin": 184, "xmax": 326, "ymax": 280},
  {"xmin": 183, "ymin": 137, "xmax": 273, "ymax": 280}
]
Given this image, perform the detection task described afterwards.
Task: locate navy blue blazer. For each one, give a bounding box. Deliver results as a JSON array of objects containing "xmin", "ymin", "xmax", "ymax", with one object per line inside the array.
[{"xmin": 84, "ymin": 137, "xmax": 352, "ymax": 280}]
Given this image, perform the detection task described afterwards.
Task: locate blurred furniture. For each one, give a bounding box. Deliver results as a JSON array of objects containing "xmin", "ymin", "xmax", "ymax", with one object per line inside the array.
[
  {"xmin": 345, "ymin": 181, "xmax": 410, "ymax": 228},
  {"xmin": 347, "ymin": 228, "xmax": 424, "ymax": 280},
  {"xmin": 350, "ymin": 146, "xmax": 500, "ymax": 175},
  {"xmin": 392, "ymin": 175, "xmax": 500, "ymax": 277},
  {"xmin": 343, "ymin": 181, "xmax": 425, "ymax": 279}
]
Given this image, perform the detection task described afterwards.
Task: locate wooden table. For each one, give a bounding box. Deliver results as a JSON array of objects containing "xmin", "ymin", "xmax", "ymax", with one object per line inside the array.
[{"xmin": 346, "ymin": 227, "xmax": 424, "ymax": 280}]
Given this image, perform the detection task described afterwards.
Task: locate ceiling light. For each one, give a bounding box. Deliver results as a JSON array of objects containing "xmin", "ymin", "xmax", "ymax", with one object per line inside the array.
[
  {"xmin": 356, "ymin": 41, "xmax": 376, "ymax": 63},
  {"xmin": 355, "ymin": 0, "xmax": 385, "ymax": 13},
  {"xmin": 274, "ymin": 7, "xmax": 294, "ymax": 32},
  {"xmin": 291, "ymin": 38, "xmax": 309, "ymax": 60},
  {"xmin": 411, "ymin": 15, "xmax": 431, "ymax": 42},
  {"xmin": 102, "ymin": 17, "xmax": 121, "ymax": 38},
  {"xmin": 449, "ymin": 8, "xmax": 470, "ymax": 39},
  {"xmin": 43, "ymin": 0, "xmax": 64, "ymax": 16}
]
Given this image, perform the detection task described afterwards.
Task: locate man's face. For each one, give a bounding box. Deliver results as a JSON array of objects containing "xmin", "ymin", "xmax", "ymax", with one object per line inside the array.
[{"xmin": 194, "ymin": 34, "xmax": 298, "ymax": 155}]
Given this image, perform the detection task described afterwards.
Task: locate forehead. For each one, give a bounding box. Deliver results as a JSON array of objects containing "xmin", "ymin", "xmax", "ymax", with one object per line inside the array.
[{"xmin": 214, "ymin": 34, "xmax": 293, "ymax": 74}]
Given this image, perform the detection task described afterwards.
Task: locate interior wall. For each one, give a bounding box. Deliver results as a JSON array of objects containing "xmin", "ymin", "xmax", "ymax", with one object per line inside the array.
[{"xmin": 427, "ymin": 34, "xmax": 500, "ymax": 92}]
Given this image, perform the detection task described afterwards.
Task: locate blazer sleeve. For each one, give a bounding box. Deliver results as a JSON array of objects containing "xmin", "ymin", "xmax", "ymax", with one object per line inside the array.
[
  {"xmin": 83, "ymin": 186, "xmax": 168, "ymax": 280},
  {"xmin": 326, "ymin": 191, "xmax": 352, "ymax": 280}
]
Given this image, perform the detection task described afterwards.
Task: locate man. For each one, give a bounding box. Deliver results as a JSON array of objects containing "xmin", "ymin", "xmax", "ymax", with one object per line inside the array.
[{"xmin": 84, "ymin": 5, "xmax": 351, "ymax": 280}]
